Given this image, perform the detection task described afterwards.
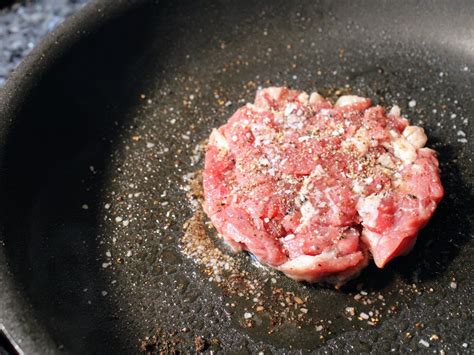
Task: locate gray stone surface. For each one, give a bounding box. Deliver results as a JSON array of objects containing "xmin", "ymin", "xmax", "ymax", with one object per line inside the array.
[{"xmin": 0, "ymin": 0, "xmax": 88, "ymax": 86}]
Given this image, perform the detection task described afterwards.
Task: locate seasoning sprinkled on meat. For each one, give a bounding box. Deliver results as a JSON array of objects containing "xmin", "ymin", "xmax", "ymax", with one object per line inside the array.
[
  {"xmin": 202, "ymin": 87, "xmax": 443, "ymax": 285},
  {"xmin": 181, "ymin": 168, "xmax": 312, "ymax": 332}
]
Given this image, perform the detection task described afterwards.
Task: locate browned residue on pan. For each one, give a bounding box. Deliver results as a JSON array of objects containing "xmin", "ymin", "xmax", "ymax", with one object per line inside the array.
[{"xmin": 181, "ymin": 159, "xmax": 314, "ymax": 333}]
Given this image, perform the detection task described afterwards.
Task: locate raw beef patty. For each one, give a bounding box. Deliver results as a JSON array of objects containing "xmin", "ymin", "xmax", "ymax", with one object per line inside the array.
[{"xmin": 202, "ymin": 87, "xmax": 444, "ymax": 285}]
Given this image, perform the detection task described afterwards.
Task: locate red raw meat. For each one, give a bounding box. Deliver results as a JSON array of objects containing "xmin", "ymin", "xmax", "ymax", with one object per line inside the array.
[{"xmin": 202, "ymin": 87, "xmax": 443, "ymax": 285}]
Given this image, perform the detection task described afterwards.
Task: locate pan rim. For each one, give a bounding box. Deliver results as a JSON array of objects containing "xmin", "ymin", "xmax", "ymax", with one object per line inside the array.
[{"xmin": 0, "ymin": 0, "xmax": 146, "ymax": 353}]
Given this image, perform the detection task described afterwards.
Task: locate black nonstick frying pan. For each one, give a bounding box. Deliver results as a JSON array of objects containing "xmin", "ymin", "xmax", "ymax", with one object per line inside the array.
[{"xmin": 0, "ymin": 0, "xmax": 473, "ymax": 353}]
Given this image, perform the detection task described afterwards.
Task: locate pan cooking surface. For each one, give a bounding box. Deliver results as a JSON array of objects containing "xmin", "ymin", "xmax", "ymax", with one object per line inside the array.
[{"xmin": 0, "ymin": 0, "xmax": 472, "ymax": 353}]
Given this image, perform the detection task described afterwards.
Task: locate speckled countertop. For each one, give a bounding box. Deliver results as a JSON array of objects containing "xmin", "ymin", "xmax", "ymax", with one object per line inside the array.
[{"xmin": 0, "ymin": 0, "xmax": 88, "ymax": 86}]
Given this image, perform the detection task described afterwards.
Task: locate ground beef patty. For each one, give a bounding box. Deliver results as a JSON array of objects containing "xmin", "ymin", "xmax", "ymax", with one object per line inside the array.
[{"xmin": 202, "ymin": 87, "xmax": 444, "ymax": 285}]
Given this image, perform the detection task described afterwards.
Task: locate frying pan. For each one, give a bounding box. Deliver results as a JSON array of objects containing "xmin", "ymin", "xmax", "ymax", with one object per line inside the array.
[{"xmin": 0, "ymin": 0, "xmax": 473, "ymax": 353}]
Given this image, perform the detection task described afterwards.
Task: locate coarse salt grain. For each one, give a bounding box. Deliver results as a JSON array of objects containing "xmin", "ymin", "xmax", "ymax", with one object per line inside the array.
[
  {"xmin": 115, "ymin": 216, "xmax": 123, "ymax": 223},
  {"xmin": 419, "ymin": 339, "xmax": 430, "ymax": 348},
  {"xmin": 450, "ymin": 281, "xmax": 457, "ymax": 289},
  {"xmin": 244, "ymin": 312, "xmax": 253, "ymax": 319},
  {"xmin": 408, "ymin": 100, "xmax": 417, "ymax": 108},
  {"xmin": 345, "ymin": 307, "xmax": 355, "ymax": 316},
  {"xmin": 360, "ymin": 312, "xmax": 369, "ymax": 320},
  {"xmin": 284, "ymin": 103, "xmax": 296, "ymax": 116},
  {"xmin": 82, "ymin": 204, "xmax": 89, "ymax": 210}
]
